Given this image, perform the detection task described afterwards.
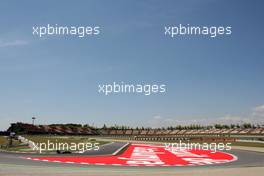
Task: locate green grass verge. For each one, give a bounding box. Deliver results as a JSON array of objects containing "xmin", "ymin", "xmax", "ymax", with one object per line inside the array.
[
  {"xmin": 24, "ymin": 135, "xmax": 98, "ymax": 144},
  {"xmin": 103, "ymin": 137, "xmax": 264, "ymax": 148},
  {"xmin": 0, "ymin": 136, "xmax": 7, "ymax": 145},
  {"xmin": 1, "ymin": 135, "xmax": 109, "ymax": 152},
  {"xmin": 18, "ymin": 135, "xmax": 109, "ymax": 153}
]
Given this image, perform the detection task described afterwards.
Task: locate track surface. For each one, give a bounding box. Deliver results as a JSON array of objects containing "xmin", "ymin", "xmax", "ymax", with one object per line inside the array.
[
  {"xmin": 0, "ymin": 142, "xmax": 264, "ymax": 176},
  {"xmin": 83, "ymin": 141, "xmax": 127, "ymax": 155},
  {"xmin": 24, "ymin": 143, "xmax": 237, "ymax": 166}
]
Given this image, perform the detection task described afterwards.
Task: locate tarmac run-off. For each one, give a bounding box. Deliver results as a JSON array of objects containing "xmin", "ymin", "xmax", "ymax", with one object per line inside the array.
[{"xmin": 24, "ymin": 143, "xmax": 236, "ymax": 167}]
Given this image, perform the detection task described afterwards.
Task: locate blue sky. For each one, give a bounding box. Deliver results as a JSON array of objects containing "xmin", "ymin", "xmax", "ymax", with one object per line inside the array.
[{"xmin": 0, "ymin": 0, "xmax": 264, "ymax": 130}]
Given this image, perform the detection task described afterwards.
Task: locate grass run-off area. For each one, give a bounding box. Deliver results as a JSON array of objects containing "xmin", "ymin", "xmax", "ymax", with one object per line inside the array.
[
  {"xmin": 101, "ymin": 136, "xmax": 264, "ymax": 148},
  {"xmin": 3, "ymin": 135, "xmax": 109, "ymax": 153},
  {"xmin": 24, "ymin": 135, "xmax": 107, "ymax": 145},
  {"xmin": 0, "ymin": 136, "xmax": 7, "ymax": 145}
]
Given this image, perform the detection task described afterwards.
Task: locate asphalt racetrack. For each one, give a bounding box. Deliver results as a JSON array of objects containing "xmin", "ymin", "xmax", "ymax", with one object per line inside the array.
[{"xmin": 0, "ymin": 142, "xmax": 264, "ymax": 176}]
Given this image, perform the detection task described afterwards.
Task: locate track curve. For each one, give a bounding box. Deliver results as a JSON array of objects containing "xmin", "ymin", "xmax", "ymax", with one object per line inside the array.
[
  {"xmin": 0, "ymin": 142, "xmax": 263, "ymax": 168},
  {"xmin": 0, "ymin": 142, "xmax": 264, "ymax": 176}
]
